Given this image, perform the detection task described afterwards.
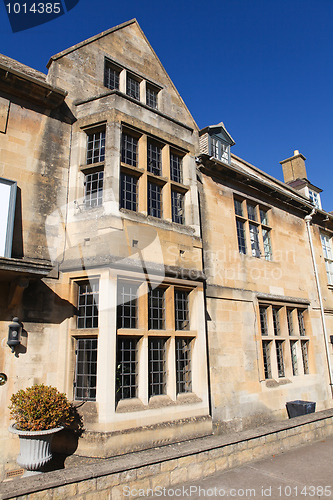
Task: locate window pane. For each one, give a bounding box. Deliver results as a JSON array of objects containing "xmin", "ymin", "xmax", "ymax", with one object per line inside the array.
[
  {"xmin": 276, "ymin": 341, "xmax": 285, "ymax": 377},
  {"xmin": 259, "ymin": 306, "xmax": 268, "ymax": 336},
  {"xmin": 85, "ymin": 171, "xmax": 103, "ymax": 208},
  {"xmin": 298, "ymin": 310, "xmax": 306, "ymax": 336},
  {"xmin": 170, "ymin": 153, "xmax": 183, "ymax": 183},
  {"xmin": 87, "ymin": 131, "xmax": 105, "ymax": 164},
  {"xmin": 148, "ymin": 337, "xmax": 166, "ymax": 396},
  {"xmin": 236, "ymin": 220, "xmax": 246, "ymax": 254},
  {"xmin": 126, "ymin": 75, "xmax": 140, "ymax": 100},
  {"xmin": 116, "ymin": 337, "xmax": 138, "ymax": 401},
  {"xmin": 260, "ymin": 209, "xmax": 268, "ymax": 225},
  {"xmin": 148, "ymin": 182, "xmax": 162, "ymax": 218},
  {"xmin": 249, "ymin": 224, "xmax": 260, "ymax": 257},
  {"xmin": 117, "ymin": 282, "xmax": 139, "ymax": 329},
  {"xmin": 104, "ymin": 63, "xmax": 120, "ymax": 90},
  {"xmin": 77, "ymin": 280, "xmax": 99, "ymax": 329},
  {"xmin": 301, "ymin": 340, "xmax": 309, "ymax": 374},
  {"xmin": 121, "ymin": 134, "xmax": 138, "ymax": 167},
  {"xmin": 175, "ymin": 290, "xmax": 189, "ymax": 330},
  {"xmin": 147, "ymin": 142, "xmax": 162, "ymax": 176},
  {"xmin": 75, "ymin": 338, "xmax": 98, "ymax": 401},
  {"xmin": 247, "ymin": 203, "xmax": 257, "ymax": 221},
  {"xmin": 262, "ymin": 341, "xmax": 272, "ymax": 379},
  {"xmin": 262, "ymin": 228, "xmax": 272, "ymax": 261},
  {"xmin": 171, "ymin": 190, "xmax": 184, "ymax": 224},
  {"xmin": 176, "ymin": 337, "xmax": 192, "ymax": 393},
  {"xmin": 287, "ymin": 309, "xmax": 294, "ymax": 335},
  {"xmin": 272, "ymin": 308, "xmax": 280, "ymax": 336},
  {"xmin": 148, "ymin": 288, "xmax": 165, "ymax": 330},
  {"xmin": 290, "ymin": 340, "xmax": 298, "ymax": 376},
  {"xmin": 234, "ymin": 199, "xmax": 243, "ymax": 217},
  {"xmin": 120, "ymin": 173, "xmax": 138, "ymax": 211},
  {"xmin": 146, "ymin": 86, "xmax": 158, "ymax": 109}
]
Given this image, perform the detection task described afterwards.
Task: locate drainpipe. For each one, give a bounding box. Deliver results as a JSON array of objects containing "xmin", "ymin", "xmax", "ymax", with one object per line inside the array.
[{"xmin": 305, "ymin": 209, "xmax": 333, "ymax": 397}]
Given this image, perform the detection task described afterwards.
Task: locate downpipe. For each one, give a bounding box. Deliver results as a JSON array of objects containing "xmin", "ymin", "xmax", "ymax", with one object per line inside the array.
[{"xmin": 305, "ymin": 209, "xmax": 333, "ymax": 398}]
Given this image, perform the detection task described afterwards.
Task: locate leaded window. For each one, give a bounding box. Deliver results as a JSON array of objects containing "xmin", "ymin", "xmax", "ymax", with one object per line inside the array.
[
  {"xmin": 122, "ymin": 133, "xmax": 138, "ymax": 167},
  {"xmin": 298, "ymin": 310, "xmax": 306, "ymax": 336},
  {"xmin": 148, "ymin": 337, "xmax": 166, "ymax": 397},
  {"xmin": 120, "ymin": 173, "xmax": 138, "ymax": 211},
  {"xmin": 148, "ymin": 288, "xmax": 165, "ymax": 330},
  {"xmin": 259, "ymin": 306, "xmax": 268, "ymax": 336},
  {"xmin": 104, "ymin": 62, "xmax": 120, "ymax": 90},
  {"xmin": 234, "ymin": 197, "xmax": 272, "ymax": 260},
  {"xmin": 146, "ymin": 85, "xmax": 158, "ymax": 109},
  {"xmin": 287, "ymin": 309, "xmax": 294, "ymax": 335},
  {"xmin": 147, "ymin": 141, "xmax": 162, "ymax": 176},
  {"xmin": 262, "ymin": 229, "xmax": 272, "ymax": 260},
  {"xmin": 74, "ymin": 338, "xmax": 98, "ymax": 401},
  {"xmin": 272, "ymin": 308, "xmax": 281, "ymax": 336},
  {"xmin": 170, "ymin": 153, "xmax": 183, "ymax": 184},
  {"xmin": 126, "ymin": 74, "xmax": 140, "ymax": 100},
  {"xmin": 236, "ymin": 220, "xmax": 246, "ymax": 254},
  {"xmin": 77, "ymin": 280, "xmax": 99, "ymax": 329},
  {"xmin": 176, "ymin": 338, "xmax": 192, "ymax": 393},
  {"xmin": 87, "ymin": 131, "xmax": 105, "ymax": 164},
  {"xmin": 301, "ymin": 340, "xmax": 309, "ymax": 374},
  {"xmin": 175, "ymin": 290, "xmax": 189, "ymax": 330},
  {"xmin": 234, "ymin": 199, "xmax": 243, "ymax": 217},
  {"xmin": 116, "ymin": 337, "xmax": 138, "ymax": 401},
  {"xmin": 171, "ymin": 190, "xmax": 184, "ymax": 224},
  {"xmin": 275, "ymin": 340, "xmax": 285, "ymax": 378},
  {"xmin": 290, "ymin": 340, "xmax": 298, "ymax": 376},
  {"xmin": 262, "ymin": 340, "xmax": 272, "ymax": 379},
  {"xmin": 247, "ymin": 203, "xmax": 257, "ymax": 221},
  {"xmin": 84, "ymin": 171, "xmax": 103, "ymax": 208},
  {"xmin": 148, "ymin": 182, "xmax": 162, "ymax": 218},
  {"xmin": 250, "ymin": 224, "xmax": 260, "ymax": 257},
  {"xmin": 117, "ymin": 282, "xmax": 139, "ymax": 329}
]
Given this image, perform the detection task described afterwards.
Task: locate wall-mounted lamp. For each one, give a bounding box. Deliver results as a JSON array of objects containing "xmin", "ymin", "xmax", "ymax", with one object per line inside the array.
[{"xmin": 7, "ymin": 317, "xmax": 22, "ymax": 353}]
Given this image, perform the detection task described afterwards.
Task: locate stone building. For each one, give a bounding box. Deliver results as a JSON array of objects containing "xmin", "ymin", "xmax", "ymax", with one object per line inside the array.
[
  {"xmin": 197, "ymin": 125, "xmax": 333, "ymax": 432},
  {"xmin": 0, "ymin": 19, "xmax": 333, "ymax": 479}
]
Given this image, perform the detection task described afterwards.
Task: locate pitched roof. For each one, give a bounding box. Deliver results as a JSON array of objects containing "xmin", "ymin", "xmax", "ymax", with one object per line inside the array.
[
  {"xmin": 199, "ymin": 122, "xmax": 235, "ymax": 145},
  {"xmin": 0, "ymin": 54, "xmax": 47, "ymax": 84}
]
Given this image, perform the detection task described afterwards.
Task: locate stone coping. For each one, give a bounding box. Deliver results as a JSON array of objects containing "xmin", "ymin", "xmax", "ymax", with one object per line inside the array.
[{"xmin": 1, "ymin": 408, "xmax": 333, "ymax": 499}]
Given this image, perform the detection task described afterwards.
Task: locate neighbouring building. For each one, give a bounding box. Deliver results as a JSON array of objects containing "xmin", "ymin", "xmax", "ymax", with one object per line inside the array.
[
  {"xmin": 0, "ymin": 19, "xmax": 333, "ymax": 479},
  {"xmin": 198, "ymin": 125, "xmax": 333, "ymax": 432}
]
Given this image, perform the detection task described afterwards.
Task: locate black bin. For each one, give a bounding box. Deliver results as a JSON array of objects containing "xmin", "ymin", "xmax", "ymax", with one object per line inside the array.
[{"xmin": 286, "ymin": 400, "xmax": 316, "ymax": 419}]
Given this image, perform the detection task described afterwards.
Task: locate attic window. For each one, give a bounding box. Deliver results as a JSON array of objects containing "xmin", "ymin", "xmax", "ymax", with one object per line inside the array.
[
  {"xmin": 210, "ymin": 136, "xmax": 230, "ymax": 164},
  {"xmin": 104, "ymin": 60, "xmax": 121, "ymax": 90},
  {"xmin": 308, "ymin": 189, "xmax": 321, "ymax": 209}
]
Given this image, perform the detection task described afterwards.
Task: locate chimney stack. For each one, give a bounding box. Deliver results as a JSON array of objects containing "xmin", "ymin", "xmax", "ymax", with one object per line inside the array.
[{"xmin": 280, "ymin": 150, "xmax": 307, "ymax": 184}]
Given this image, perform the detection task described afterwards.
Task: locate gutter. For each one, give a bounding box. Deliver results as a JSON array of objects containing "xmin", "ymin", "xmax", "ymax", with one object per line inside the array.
[{"xmin": 305, "ymin": 209, "xmax": 333, "ymax": 397}]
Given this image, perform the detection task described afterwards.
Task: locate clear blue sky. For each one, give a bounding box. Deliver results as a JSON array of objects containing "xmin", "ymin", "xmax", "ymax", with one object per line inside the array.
[{"xmin": 1, "ymin": 0, "xmax": 332, "ymax": 209}]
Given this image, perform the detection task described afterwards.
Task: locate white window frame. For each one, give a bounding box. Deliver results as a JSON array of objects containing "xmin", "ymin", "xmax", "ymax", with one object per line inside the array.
[
  {"xmin": 0, "ymin": 177, "xmax": 17, "ymax": 258},
  {"xmin": 320, "ymin": 233, "xmax": 333, "ymax": 285}
]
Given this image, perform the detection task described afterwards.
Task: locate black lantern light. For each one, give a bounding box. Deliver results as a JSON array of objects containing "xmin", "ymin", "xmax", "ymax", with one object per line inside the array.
[{"xmin": 7, "ymin": 317, "xmax": 22, "ymax": 353}]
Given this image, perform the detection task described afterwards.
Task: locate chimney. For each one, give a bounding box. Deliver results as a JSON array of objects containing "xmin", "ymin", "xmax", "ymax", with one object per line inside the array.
[{"xmin": 280, "ymin": 150, "xmax": 307, "ymax": 184}]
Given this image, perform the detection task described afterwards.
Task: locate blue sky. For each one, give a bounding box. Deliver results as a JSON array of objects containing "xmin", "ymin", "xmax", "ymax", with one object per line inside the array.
[{"xmin": 1, "ymin": 0, "xmax": 332, "ymax": 209}]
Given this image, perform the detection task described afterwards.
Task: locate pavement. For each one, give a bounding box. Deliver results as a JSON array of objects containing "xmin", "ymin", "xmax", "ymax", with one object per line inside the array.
[{"xmin": 148, "ymin": 436, "xmax": 333, "ymax": 500}]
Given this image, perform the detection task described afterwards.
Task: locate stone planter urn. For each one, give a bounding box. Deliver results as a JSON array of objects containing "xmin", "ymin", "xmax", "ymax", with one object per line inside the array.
[{"xmin": 9, "ymin": 424, "xmax": 63, "ymax": 476}]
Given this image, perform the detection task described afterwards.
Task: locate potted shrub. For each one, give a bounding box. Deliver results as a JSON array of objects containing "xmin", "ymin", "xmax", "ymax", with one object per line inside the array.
[{"xmin": 8, "ymin": 384, "xmax": 73, "ymax": 476}]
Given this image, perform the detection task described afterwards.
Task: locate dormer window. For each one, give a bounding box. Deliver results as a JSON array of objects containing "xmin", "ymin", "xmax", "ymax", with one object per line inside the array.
[
  {"xmin": 199, "ymin": 122, "xmax": 235, "ymax": 165},
  {"xmin": 308, "ymin": 189, "xmax": 322, "ymax": 209}
]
